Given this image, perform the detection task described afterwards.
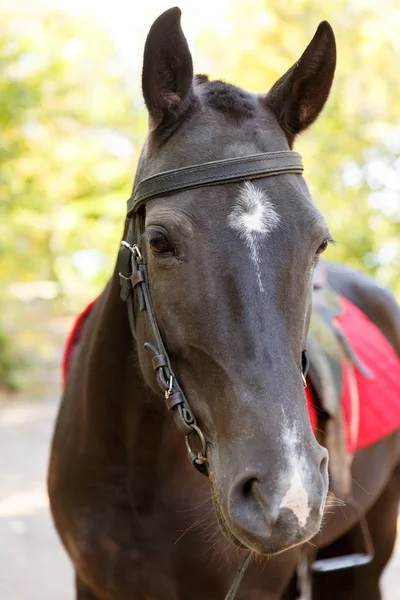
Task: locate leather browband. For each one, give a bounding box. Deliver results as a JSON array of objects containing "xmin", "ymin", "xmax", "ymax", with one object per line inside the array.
[{"xmin": 127, "ymin": 150, "xmax": 303, "ymax": 216}]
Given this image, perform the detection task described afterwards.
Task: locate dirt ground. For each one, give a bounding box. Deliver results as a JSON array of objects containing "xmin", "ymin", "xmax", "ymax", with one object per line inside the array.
[{"xmin": 0, "ymin": 394, "xmax": 399, "ymax": 600}]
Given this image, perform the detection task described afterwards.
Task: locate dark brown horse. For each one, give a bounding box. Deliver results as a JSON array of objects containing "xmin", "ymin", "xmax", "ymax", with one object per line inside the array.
[{"xmin": 48, "ymin": 8, "xmax": 400, "ymax": 599}]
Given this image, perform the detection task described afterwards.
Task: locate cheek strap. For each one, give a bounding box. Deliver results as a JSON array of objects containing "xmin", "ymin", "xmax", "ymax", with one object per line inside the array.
[{"xmin": 118, "ymin": 219, "xmax": 208, "ymax": 475}]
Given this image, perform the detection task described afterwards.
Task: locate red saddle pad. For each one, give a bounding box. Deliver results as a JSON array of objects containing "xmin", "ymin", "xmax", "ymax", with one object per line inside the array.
[
  {"xmin": 306, "ymin": 297, "xmax": 400, "ymax": 453},
  {"xmin": 63, "ymin": 297, "xmax": 400, "ymax": 453}
]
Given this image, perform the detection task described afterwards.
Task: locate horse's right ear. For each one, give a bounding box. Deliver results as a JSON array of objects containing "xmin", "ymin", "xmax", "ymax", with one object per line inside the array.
[
  {"xmin": 265, "ymin": 21, "xmax": 336, "ymax": 147},
  {"xmin": 142, "ymin": 7, "xmax": 194, "ymax": 130}
]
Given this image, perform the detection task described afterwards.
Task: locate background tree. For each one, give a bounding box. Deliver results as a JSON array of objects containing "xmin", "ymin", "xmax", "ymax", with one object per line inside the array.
[{"xmin": 0, "ymin": 6, "xmax": 144, "ymax": 386}]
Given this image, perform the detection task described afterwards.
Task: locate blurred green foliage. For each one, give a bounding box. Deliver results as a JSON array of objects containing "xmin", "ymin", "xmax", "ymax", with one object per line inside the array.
[
  {"xmin": 0, "ymin": 9, "xmax": 146, "ymax": 302},
  {"xmin": 0, "ymin": 6, "xmax": 145, "ymax": 386},
  {"xmin": 0, "ymin": 0, "xmax": 399, "ymax": 387},
  {"xmin": 199, "ymin": 0, "xmax": 400, "ymax": 293}
]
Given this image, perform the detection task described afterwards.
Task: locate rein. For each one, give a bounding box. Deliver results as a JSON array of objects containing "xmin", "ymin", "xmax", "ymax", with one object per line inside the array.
[{"xmin": 119, "ymin": 150, "xmax": 305, "ymax": 598}]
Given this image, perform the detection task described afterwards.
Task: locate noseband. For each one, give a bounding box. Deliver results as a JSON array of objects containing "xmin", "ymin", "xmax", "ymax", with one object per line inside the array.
[{"xmin": 119, "ymin": 150, "xmax": 305, "ymax": 474}]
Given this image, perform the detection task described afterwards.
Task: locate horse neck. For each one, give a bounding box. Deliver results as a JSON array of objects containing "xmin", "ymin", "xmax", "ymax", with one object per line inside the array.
[{"xmin": 80, "ymin": 265, "xmax": 191, "ymax": 503}]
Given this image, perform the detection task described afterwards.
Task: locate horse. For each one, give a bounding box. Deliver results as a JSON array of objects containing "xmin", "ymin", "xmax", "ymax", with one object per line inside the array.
[{"xmin": 48, "ymin": 7, "xmax": 400, "ymax": 599}]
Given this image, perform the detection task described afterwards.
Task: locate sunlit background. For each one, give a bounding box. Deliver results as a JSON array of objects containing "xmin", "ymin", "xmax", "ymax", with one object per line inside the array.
[{"xmin": 0, "ymin": 0, "xmax": 399, "ymax": 597}]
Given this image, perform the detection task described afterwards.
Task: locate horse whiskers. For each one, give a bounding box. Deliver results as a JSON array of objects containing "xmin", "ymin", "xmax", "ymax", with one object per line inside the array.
[
  {"xmin": 325, "ymin": 496, "xmax": 346, "ymax": 503},
  {"xmin": 202, "ymin": 525, "xmax": 222, "ymax": 547},
  {"xmin": 199, "ymin": 519, "xmax": 234, "ymax": 567},
  {"xmin": 325, "ymin": 491, "xmax": 347, "ymax": 508},
  {"xmin": 176, "ymin": 495, "xmax": 213, "ymax": 513},
  {"xmin": 352, "ymin": 478, "xmax": 370, "ymax": 495},
  {"xmin": 187, "ymin": 489, "xmax": 244, "ymax": 566},
  {"xmin": 320, "ymin": 512, "xmax": 335, "ymax": 528},
  {"xmin": 174, "ymin": 515, "xmax": 209, "ymax": 545},
  {"xmin": 209, "ymin": 536, "xmax": 231, "ymax": 565},
  {"xmin": 251, "ymin": 551, "xmax": 267, "ymax": 567},
  {"xmin": 174, "ymin": 502, "xmax": 217, "ymax": 546},
  {"xmin": 325, "ymin": 496, "xmax": 346, "ymax": 505},
  {"xmin": 202, "ymin": 522, "xmax": 224, "ymax": 549},
  {"xmin": 326, "ymin": 490, "xmax": 345, "ymax": 501},
  {"xmin": 324, "ymin": 500, "xmax": 346, "ymax": 508}
]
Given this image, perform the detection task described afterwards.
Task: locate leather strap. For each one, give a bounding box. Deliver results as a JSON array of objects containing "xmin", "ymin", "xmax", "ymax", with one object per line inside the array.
[
  {"xmin": 224, "ymin": 552, "xmax": 252, "ymax": 600},
  {"xmin": 127, "ymin": 151, "xmax": 303, "ymax": 216}
]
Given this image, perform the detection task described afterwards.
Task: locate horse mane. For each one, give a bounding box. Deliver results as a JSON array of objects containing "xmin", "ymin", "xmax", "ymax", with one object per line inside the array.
[{"xmin": 195, "ymin": 74, "xmax": 256, "ymax": 119}]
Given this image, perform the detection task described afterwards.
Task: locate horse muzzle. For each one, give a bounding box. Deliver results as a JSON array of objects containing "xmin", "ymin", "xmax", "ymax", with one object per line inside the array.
[{"xmin": 211, "ymin": 447, "xmax": 329, "ymax": 555}]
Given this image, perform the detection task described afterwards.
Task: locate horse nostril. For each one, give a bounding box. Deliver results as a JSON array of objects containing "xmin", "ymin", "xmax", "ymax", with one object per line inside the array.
[
  {"xmin": 242, "ymin": 477, "xmax": 258, "ymax": 499},
  {"xmin": 320, "ymin": 453, "xmax": 328, "ymax": 476}
]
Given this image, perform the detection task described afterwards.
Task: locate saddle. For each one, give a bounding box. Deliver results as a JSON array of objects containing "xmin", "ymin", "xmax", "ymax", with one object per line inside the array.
[{"xmin": 309, "ymin": 263, "xmax": 370, "ymax": 499}]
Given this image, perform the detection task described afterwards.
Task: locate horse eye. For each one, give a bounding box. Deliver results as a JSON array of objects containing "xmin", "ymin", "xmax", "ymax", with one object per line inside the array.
[
  {"xmin": 316, "ymin": 240, "xmax": 329, "ymax": 255},
  {"xmin": 149, "ymin": 232, "xmax": 174, "ymax": 255}
]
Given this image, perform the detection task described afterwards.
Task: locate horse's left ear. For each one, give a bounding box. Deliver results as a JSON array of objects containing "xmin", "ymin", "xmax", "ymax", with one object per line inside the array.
[
  {"xmin": 265, "ymin": 21, "xmax": 336, "ymax": 146},
  {"xmin": 142, "ymin": 7, "xmax": 194, "ymax": 131}
]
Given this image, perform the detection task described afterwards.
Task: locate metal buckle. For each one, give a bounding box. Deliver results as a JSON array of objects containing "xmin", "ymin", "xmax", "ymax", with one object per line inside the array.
[
  {"xmin": 185, "ymin": 423, "xmax": 207, "ymax": 466},
  {"xmin": 165, "ymin": 376, "xmax": 173, "ymax": 400},
  {"xmin": 121, "ymin": 240, "xmax": 142, "ymax": 261}
]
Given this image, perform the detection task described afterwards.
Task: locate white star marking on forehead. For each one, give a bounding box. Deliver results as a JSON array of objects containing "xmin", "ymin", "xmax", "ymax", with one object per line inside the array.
[{"xmin": 228, "ymin": 182, "xmax": 280, "ymax": 292}]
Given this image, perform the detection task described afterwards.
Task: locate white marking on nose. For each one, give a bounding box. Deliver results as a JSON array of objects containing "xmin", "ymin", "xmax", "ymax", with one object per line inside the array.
[
  {"xmin": 228, "ymin": 182, "xmax": 280, "ymax": 292},
  {"xmin": 279, "ymin": 411, "xmax": 311, "ymax": 528},
  {"xmin": 280, "ymin": 467, "xmax": 311, "ymax": 527}
]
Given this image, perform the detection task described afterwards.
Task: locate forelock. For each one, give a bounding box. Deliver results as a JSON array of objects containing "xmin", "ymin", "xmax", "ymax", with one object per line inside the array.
[{"xmin": 195, "ymin": 75, "xmax": 257, "ymax": 120}]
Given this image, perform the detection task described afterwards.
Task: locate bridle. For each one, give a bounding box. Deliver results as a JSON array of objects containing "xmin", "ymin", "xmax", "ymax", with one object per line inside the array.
[
  {"xmin": 119, "ymin": 150, "xmax": 305, "ymax": 472},
  {"xmin": 118, "ymin": 150, "xmax": 306, "ymax": 598}
]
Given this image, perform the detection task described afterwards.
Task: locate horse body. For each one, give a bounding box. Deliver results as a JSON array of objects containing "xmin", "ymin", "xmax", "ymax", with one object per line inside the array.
[
  {"xmin": 49, "ymin": 261, "xmax": 400, "ymax": 600},
  {"xmin": 48, "ymin": 8, "xmax": 400, "ymax": 599}
]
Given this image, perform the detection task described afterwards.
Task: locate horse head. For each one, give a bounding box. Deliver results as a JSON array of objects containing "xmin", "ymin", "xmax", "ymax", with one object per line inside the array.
[{"xmin": 128, "ymin": 7, "xmax": 336, "ymax": 556}]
